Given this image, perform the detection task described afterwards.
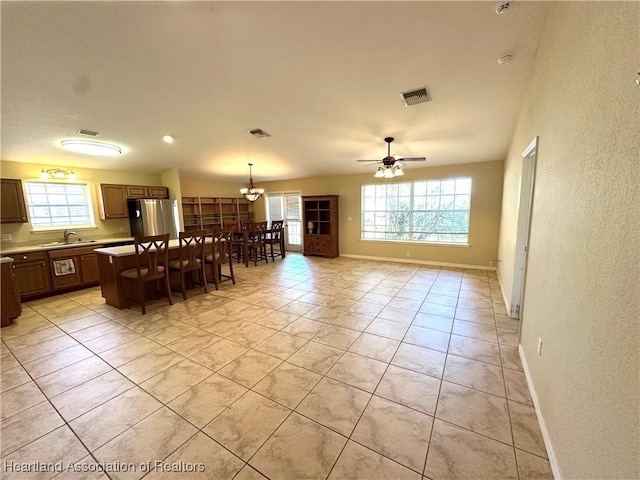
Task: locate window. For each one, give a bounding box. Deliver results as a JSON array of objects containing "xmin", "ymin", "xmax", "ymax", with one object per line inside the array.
[
  {"xmin": 361, "ymin": 177, "xmax": 472, "ymax": 245},
  {"xmin": 24, "ymin": 181, "xmax": 95, "ymax": 230}
]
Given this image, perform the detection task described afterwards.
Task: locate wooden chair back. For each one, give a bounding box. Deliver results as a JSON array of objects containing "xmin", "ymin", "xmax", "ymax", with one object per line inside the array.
[
  {"xmin": 178, "ymin": 230, "xmax": 206, "ymax": 272},
  {"xmin": 133, "ymin": 234, "xmax": 170, "ymax": 280}
]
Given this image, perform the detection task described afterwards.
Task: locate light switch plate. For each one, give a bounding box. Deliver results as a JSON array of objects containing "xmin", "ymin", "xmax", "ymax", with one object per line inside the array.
[{"xmin": 1, "ymin": 233, "xmax": 12, "ymax": 241}]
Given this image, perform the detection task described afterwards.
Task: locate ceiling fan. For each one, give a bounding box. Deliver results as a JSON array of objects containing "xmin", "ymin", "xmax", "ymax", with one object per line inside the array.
[{"xmin": 357, "ymin": 137, "xmax": 425, "ymax": 178}]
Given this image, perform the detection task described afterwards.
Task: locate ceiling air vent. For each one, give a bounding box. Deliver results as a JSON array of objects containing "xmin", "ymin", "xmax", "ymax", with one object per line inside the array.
[
  {"xmin": 76, "ymin": 129, "xmax": 99, "ymax": 136},
  {"xmin": 248, "ymin": 128, "xmax": 271, "ymax": 139},
  {"xmin": 400, "ymin": 86, "xmax": 432, "ymax": 107}
]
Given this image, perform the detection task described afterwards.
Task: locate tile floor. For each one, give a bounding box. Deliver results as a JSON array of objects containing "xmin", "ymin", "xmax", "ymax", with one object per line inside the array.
[{"xmin": 0, "ymin": 253, "xmax": 553, "ymax": 480}]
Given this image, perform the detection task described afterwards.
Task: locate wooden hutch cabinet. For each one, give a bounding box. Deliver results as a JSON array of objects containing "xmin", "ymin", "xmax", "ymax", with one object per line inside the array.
[{"xmin": 302, "ymin": 195, "xmax": 339, "ymax": 258}]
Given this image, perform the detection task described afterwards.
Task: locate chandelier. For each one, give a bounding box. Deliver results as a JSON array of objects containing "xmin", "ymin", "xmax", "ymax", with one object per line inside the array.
[
  {"xmin": 240, "ymin": 163, "xmax": 264, "ymax": 203},
  {"xmin": 374, "ymin": 165, "xmax": 404, "ymax": 178}
]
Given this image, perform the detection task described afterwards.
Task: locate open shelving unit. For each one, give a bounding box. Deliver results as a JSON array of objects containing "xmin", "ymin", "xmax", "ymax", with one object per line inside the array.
[{"xmin": 181, "ymin": 196, "xmax": 253, "ymax": 233}]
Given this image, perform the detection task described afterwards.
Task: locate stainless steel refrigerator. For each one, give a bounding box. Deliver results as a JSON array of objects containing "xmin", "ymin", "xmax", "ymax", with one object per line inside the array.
[{"xmin": 128, "ymin": 199, "xmax": 180, "ymax": 239}]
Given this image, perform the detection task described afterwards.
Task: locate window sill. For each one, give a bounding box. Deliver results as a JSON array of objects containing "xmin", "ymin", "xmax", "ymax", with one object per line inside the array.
[
  {"xmin": 30, "ymin": 226, "xmax": 98, "ymax": 234},
  {"xmin": 360, "ymin": 239, "xmax": 471, "ymax": 248}
]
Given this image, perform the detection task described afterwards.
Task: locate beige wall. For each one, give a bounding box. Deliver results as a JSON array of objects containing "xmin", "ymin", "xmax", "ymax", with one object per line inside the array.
[
  {"xmin": 257, "ymin": 160, "xmax": 504, "ymax": 267},
  {"xmin": 0, "ymin": 160, "xmax": 165, "ymax": 246},
  {"xmin": 179, "ymin": 174, "xmax": 246, "ymax": 198},
  {"xmin": 498, "ymin": 3, "xmax": 639, "ymax": 478}
]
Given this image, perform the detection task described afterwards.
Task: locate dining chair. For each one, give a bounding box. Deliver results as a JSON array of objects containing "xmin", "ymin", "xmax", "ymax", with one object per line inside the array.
[
  {"xmin": 247, "ymin": 221, "xmax": 269, "ymax": 266},
  {"xmin": 119, "ymin": 234, "xmax": 172, "ymax": 315},
  {"xmin": 168, "ymin": 230, "xmax": 208, "ymax": 300},
  {"xmin": 203, "ymin": 229, "xmax": 236, "ymax": 289},
  {"xmin": 266, "ymin": 220, "xmax": 285, "ymax": 260},
  {"xmin": 233, "ymin": 221, "xmax": 253, "ymax": 265}
]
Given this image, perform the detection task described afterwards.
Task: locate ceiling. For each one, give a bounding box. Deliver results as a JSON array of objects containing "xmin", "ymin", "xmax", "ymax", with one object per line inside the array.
[{"xmin": 1, "ymin": 1, "xmax": 549, "ymax": 183}]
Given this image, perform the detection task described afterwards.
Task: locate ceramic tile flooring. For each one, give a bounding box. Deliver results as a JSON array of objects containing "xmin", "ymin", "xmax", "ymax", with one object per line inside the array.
[{"xmin": 0, "ymin": 253, "xmax": 553, "ymax": 480}]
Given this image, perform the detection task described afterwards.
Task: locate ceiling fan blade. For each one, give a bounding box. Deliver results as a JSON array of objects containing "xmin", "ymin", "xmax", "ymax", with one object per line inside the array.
[
  {"xmin": 356, "ymin": 159, "xmax": 381, "ymax": 162},
  {"xmin": 398, "ymin": 157, "xmax": 426, "ymax": 162}
]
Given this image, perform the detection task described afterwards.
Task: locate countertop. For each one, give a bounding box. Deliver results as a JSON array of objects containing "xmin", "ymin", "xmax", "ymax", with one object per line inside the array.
[
  {"xmin": 1, "ymin": 237, "xmax": 134, "ymax": 256},
  {"xmin": 95, "ymin": 237, "xmax": 213, "ymax": 257}
]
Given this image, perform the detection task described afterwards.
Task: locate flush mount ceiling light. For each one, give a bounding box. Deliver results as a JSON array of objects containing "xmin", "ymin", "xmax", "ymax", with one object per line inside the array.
[
  {"xmin": 162, "ymin": 135, "xmax": 174, "ymax": 144},
  {"xmin": 61, "ymin": 140, "xmax": 121, "ymax": 156},
  {"xmin": 240, "ymin": 163, "xmax": 264, "ymax": 203},
  {"xmin": 40, "ymin": 168, "xmax": 77, "ymax": 180}
]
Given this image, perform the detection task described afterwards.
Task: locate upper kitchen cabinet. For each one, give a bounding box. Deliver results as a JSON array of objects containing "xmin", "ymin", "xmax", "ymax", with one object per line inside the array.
[
  {"xmin": 126, "ymin": 185, "xmax": 169, "ymax": 198},
  {"xmin": 98, "ymin": 183, "xmax": 169, "ymax": 219},
  {"xmin": 98, "ymin": 184, "xmax": 128, "ymax": 219},
  {"xmin": 1, "ymin": 178, "xmax": 28, "ymax": 223}
]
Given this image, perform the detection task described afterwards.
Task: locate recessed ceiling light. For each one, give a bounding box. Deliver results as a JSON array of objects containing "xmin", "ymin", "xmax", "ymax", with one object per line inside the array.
[
  {"xmin": 162, "ymin": 135, "xmax": 174, "ymax": 144},
  {"xmin": 61, "ymin": 140, "xmax": 122, "ymax": 157}
]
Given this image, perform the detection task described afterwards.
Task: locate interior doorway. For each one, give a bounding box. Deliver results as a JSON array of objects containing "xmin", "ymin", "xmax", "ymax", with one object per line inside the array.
[
  {"xmin": 266, "ymin": 192, "xmax": 302, "ymax": 252},
  {"xmin": 511, "ymin": 137, "xmax": 539, "ymax": 320}
]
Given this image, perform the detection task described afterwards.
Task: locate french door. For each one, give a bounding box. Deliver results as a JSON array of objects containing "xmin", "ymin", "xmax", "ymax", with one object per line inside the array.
[{"xmin": 266, "ymin": 191, "xmax": 302, "ymax": 252}]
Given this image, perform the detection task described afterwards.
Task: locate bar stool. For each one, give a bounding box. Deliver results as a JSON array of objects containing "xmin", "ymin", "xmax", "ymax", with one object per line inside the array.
[
  {"xmin": 203, "ymin": 229, "xmax": 236, "ymax": 289},
  {"xmin": 168, "ymin": 230, "xmax": 208, "ymax": 300},
  {"xmin": 120, "ymin": 234, "xmax": 173, "ymax": 315}
]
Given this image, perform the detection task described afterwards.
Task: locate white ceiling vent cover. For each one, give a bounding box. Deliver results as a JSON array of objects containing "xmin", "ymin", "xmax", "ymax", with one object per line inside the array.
[
  {"xmin": 76, "ymin": 129, "xmax": 99, "ymax": 136},
  {"xmin": 248, "ymin": 128, "xmax": 271, "ymax": 138},
  {"xmin": 400, "ymin": 87, "xmax": 432, "ymax": 107}
]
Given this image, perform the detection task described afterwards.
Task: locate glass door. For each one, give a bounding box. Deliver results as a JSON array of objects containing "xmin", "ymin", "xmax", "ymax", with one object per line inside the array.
[{"xmin": 266, "ymin": 191, "xmax": 302, "ymax": 252}]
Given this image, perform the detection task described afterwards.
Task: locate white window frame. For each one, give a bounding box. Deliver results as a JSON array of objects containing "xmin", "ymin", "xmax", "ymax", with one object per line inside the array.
[
  {"xmin": 361, "ymin": 177, "xmax": 472, "ymax": 246},
  {"xmin": 24, "ymin": 180, "xmax": 96, "ymax": 232}
]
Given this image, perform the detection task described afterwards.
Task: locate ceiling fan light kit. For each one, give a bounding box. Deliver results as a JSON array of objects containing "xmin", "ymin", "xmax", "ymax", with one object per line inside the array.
[{"xmin": 358, "ymin": 137, "xmax": 425, "ymax": 179}]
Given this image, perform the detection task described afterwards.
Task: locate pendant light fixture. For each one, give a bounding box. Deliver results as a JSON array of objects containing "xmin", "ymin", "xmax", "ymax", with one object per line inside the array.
[{"xmin": 240, "ymin": 163, "xmax": 264, "ymax": 203}]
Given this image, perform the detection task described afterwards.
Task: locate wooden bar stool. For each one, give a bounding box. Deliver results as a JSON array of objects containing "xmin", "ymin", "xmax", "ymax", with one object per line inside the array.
[
  {"xmin": 203, "ymin": 229, "xmax": 236, "ymax": 289},
  {"xmin": 168, "ymin": 230, "xmax": 208, "ymax": 300},
  {"xmin": 120, "ymin": 234, "xmax": 173, "ymax": 315}
]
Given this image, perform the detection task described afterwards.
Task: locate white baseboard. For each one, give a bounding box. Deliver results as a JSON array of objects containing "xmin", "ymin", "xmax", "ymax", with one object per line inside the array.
[
  {"xmin": 496, "ymin": 266, "xmax": 515, "ymax": 318},
  {"xmin": 339, "ymin": 253, "xmax": 496, "ymax": 271},
  {"xmin": 518, "ymin": 344, "xmax": 563, "ymax": 480}
]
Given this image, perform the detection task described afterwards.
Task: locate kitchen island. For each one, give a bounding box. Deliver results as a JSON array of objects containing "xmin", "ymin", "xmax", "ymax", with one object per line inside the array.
[{"xmin": 96, "ymin": 239, "xmax": 209, "ymax": 309}]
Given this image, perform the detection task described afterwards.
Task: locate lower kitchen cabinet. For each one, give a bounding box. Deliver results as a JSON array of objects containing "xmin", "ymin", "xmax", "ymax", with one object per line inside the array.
[
  {"xmin": 79, "ymin": 253, "xmax": 100, "ymax": 284},
  {"xmin": 12, "ymin": 252, "xmax": 52, "ymax": 297},
  {"xmin": 8, "ymin": 245, "xmax": 105, "ymax": 300},
  {"xmin": 49, "ymin": 246, "xmax": 103, "ymax": 291}
]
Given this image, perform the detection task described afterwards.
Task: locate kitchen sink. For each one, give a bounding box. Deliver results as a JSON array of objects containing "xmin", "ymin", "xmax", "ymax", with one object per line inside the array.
[{"xmin": 38, "ymin": 240, "xmax": 98, "ymax": 247}]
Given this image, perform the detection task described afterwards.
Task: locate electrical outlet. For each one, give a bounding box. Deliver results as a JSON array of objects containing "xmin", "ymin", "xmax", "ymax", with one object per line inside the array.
[
  {"xmin": 1, "ymin": 233, "xmax": 12, "ymax": 241},
  {"xmin": 537, "ymin": 337, "xmax": 543, "ymax": 356},
  {"xmin": 119, "ymin": 226, "xmax": 125, "ymax": 232},
  {"xmin": 406, "ymin": 251, "xmax": 411, "ymax": 257},
  {"xmin": 347, "ymin": 216, "xmax": 353, "ymax": 222}
]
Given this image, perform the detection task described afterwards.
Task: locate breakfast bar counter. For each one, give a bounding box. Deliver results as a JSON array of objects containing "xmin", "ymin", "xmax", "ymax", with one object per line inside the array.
[{"xmin": 96, "ymin": 240, "xmax": 186, "ymax": 309}]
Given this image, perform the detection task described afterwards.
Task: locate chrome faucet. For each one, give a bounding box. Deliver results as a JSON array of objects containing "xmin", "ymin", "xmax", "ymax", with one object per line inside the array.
[{"xmin": 63, "ymin": 229, "xmax": 77, "ymax": 244}]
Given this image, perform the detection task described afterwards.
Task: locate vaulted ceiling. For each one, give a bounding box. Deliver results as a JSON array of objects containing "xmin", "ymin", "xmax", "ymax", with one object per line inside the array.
[{"xmin": 1, "ymin": 1, "xmax": 549, "ymax": 182}]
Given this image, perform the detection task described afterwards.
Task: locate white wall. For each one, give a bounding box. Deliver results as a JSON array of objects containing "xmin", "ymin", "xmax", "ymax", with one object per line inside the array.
[{"xmin": 498, "ymin": 3, "xmax": 639, "ymax": 478}]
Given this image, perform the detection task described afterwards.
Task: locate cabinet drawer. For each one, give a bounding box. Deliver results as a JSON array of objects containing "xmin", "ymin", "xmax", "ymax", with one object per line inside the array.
[{"xmin": 12, "ymin": 251, "xmax": 48, "ymax": 263}]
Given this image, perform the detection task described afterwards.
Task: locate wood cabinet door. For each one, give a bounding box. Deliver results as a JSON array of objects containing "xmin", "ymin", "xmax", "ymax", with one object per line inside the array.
[
  {"xmin": 79, "ymin": 254, "xmax": 100, "ymax": 284},
  {"xmin": 1, "ymin": 179, "xmax": 28, "ymax": 223},
  {"xmin": 13, "ymin": 261, "xmax": 51, "ymax": 297},
  {"xmin": 126, "ymin": 185, "xmax": 148, "ymax": 198},
  {"xmin": 99, "ymin": 184, "xmax": 128, "ymax": 219},
  {"xmin": 50, "ymin": 257, "xmax": 81, "ymax": 289},
  {"xmin": 148, "ymin": 186, "xmax": 169, "ymax": 198}
]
